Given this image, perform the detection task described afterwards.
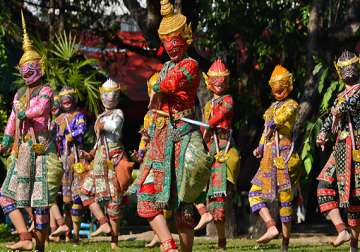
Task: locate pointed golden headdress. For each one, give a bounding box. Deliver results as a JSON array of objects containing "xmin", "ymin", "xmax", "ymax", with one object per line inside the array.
[
  {"xmin": 268, "ymin": 64, "xmax": 293, "ymax": 88},
  {"xmin": 19, "ymin": 10, "xmax": 42, "ymax": 67},
  {"xmin": 158, "ymin": 0, "xmax": 192, "ymax": 44}
]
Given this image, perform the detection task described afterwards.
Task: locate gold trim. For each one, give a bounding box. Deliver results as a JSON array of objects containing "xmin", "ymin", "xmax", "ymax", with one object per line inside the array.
[
  {"xmin": 59, "ymin": 89, "xmax": 77, "ymax": 97},
  {"xmin": 19, "ymin": 10, "xmax": 42, "ymax": 66},
  {"xmin": 157, "ymin": 0, "xmax": 192, "ymax": 44},
  {"xmin": 99, "ymin": 86, "xmax": 121, "ymax": 93},
  {"xmin": 207, "ymin": 69, "xmax": 230, "ymax": 77},
  {"xmin": 337, "ymin": 56, "xmax": 359, "ymax": 68},
  {"xmin": 269, "ymin": 72, "xmax": 293, "ymax": 84}
]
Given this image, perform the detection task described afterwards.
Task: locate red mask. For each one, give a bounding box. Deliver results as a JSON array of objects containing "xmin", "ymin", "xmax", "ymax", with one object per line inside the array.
[
  {"xmin": 208, "ymin": 76, "xmax": 228, "ymax": 95},
  {"xmin": 162, "ymin": 36, "xmax": 187, "ymax": 62}
]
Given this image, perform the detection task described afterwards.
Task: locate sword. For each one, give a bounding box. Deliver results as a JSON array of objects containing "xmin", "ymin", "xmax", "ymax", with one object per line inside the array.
[{"xmin": 152, "ymin": 109, "xmax": 210, "ymax": 128}]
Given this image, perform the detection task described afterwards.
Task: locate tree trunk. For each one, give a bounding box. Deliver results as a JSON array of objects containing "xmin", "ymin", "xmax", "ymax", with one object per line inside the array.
[
  {"xmin": 48, "ymin": 0, "xmax": 55, "ymax": 40},
  {"xmin": 124, "ymin": 0, "xmax": 160, "ymax": 48},
  {"xmin": 174, "ymin": 0, "xmax": 182, "ymax": 13},
  {"xmin": 294, "ymin": 0, "xmax": 324, "ymax": 145},
  {"xmin": 57, "ymin": 0, "xmax": 65, "ymax": 34}
]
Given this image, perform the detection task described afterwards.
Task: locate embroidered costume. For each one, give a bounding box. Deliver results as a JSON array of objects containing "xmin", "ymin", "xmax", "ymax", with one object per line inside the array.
[
  {"xmin": 202, "ymin": 59, "xmax": 235, "ymax": 221},
  {"xmin": 136, "ymin": 3, "xmax": 210, "ymax": 245},
  {"xmin": 0, "ymin": 12, "xmax": 62, "ymax": 251},
  {"xmin": 316, "ymin": 51, "xmax": 360, "ymax": 251},
  {"xmin": 128, "ymin": 72, "xmax": 158, "ymax": 194},
  {"xmin": 55, "ymin": 86, "xmax": 87, "ymax": 224},
  {"xmin": 81, "ymin": 79, "xmax": 126, "ymax": 221},
  {"xmin": 249, "ymin": 66, "xmax": 300, "ymax": 222},
  {"xmin": 248, "ymin": 65, "xmax": 301, "ymax": 250}
]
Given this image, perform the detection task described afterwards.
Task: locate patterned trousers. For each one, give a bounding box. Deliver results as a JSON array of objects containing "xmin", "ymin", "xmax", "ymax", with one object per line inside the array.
[
  {"xmin": 317, "ymin": 179, "xmax": 360, "ymax": 227},
  {"xmin": 248, "ymin": 184, "xmax": 293, "ymax": 223},
  {"xmin": 0, "ymin": 192, "xmax": 49, "ymax": 230}
]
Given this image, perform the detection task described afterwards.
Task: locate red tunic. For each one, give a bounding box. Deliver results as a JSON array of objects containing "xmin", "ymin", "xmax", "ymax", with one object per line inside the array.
[
  {"xmin": 154, "ymin": 58, "xmax": 200, "ymax": 114},
  {"xmin": 203, "ymin": 94, "xmax": 234, "ymax": 221},
  {"xmin": 206, "ymin": 95, "xmax": 233, "ymax": 129}
]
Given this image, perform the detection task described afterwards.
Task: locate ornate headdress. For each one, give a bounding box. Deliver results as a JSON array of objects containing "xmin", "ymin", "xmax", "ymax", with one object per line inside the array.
[
  {"xmin": 335, "ymin": 50, "xmax": 359, "ymax": 82},
  {"xmin": 99, "ymin": 78, "xmax": 121, "ymax": 93},
  {"xmin": 268, "ymin": 65, "xmax": 293, "ymax": 88},
  {"xmin": 203, "ymin": 58, "xmax": 230, "ymax": 88},
  {"xmin": 19, "ymin": 10, "xmax": 43, "ymax": 68},
  {"xmin": 59, "ymin": 86, "xmax": 77, "ymax": 97},
  {"xmin": 207, "ymin": 58, "xmax": 230, "ymax": 77},
  {"xmin": 147, "ymin": 72, "xmax": 159, "ymax": 97},
  {"xmin": 158, "ymin": 0, "xmax": 192, "ymax": 45}
]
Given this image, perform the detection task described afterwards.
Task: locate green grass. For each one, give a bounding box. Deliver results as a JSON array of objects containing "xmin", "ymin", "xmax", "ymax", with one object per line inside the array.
[{"xmin": 0, "ymin": 238, "xmax": 351, "ymax": 251}]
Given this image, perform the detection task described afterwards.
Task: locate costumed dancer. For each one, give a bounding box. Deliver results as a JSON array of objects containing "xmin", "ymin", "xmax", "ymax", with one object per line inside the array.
[
  {"xmin": 0, "ymin": 11, "xmax": 63, "ymax": 251},
  {"xmin": 48, "ymin": 94, "xmax": 62, "ymax": 243},
  {"xmin": 194, "ymin": 58, "xmax": 237, "ymax": 250},
  {"xmin": 136, "ymin": 1, "xmax": 211, "ymax": 251},
  {"xmin": 80, "ymin": 79, "xmax": 126, "ymax": 250},
  {"xmin": 50, "ymin": 86, "xmax": 87, "ymax": 243},
  {"xmin": 316, "ymin": 50, "xmax": 360, "ymax": 252},
  {"xmin": 248, "ymin": 65, "xmax": 301, "ymax": 251},
  {"xmin": 129, "ymin": 72, "xmax": 161, "ymax": 248}
]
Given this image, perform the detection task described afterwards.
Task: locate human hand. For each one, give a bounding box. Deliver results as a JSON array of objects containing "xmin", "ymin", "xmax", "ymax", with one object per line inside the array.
[
  {"xmin": 79, "ymin": 150, "xmax": 92, "ymax": 160},
  {"xmin": 253, "ymin": 146, "xmax": 263, "ymax": 159},
  {"xmin": 316, "ymin": 132, "xmax": 327, "ymax": 151}
]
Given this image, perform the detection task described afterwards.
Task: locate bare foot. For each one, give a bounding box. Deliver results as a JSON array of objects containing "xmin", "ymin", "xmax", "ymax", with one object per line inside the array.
[
  {"xmin": 6, "ymin": 240, "xmax": 33, "ymax": 251},
  {"xmin": 91, "ymin": 223, "xmax": 111, "ymax": 237},
  {"xmin": 332, "ymin": 230, "xmax": 350, "ymax": 247},
  {"xmin": 256, "ymin": 226, "xmax": 279, "ymax": 244},
  {"xmin": 49, "ymin": 234, "xmax": 60, "ymax": 242},
  {"xmin": 145, "ymin": 235, "xmax": 160, "ymax": 248},
  {"xmin": 194, "ymin": 212, "xmax": 213, "ymax": 231},
  {"xmin": 111, "ymin": 242, "xmax": 118, "ymax": 250},
  {"xmin": 51, "ymin": 224, "xmax": 70, "ymax": 237}
]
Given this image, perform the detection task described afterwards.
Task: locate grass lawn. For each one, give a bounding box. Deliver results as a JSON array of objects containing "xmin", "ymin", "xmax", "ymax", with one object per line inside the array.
[{"xmin": 0, "ymin": 238, "xmax": 351, "ymax": 251}]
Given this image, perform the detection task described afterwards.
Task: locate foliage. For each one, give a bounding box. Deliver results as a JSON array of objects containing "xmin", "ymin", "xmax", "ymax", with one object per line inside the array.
[
  {"xmin": 300, "ymin": 59, "xmax": 344, "ymax": 175},
  {"xmin": 194, "ymin": 0, "xmax": 311, "ymax": 141},
  {"xmin": 194, "ymin": 0, "xmax": 357, "ymax": 176},
  {"xmin": 0, "ymin": 224, "xmax": 11, "ymax": 240},
  {"xmin": 37, "ymin": 32, "xmax": 105, "ymax": 115}
]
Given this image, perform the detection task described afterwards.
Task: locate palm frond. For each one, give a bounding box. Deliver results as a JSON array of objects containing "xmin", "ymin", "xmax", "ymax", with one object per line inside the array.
[
  {"xmin": 83, "ymin": 76, "xmax": 101, "ymax": 115},
  {"xmin": 51, "ymin": 32, "xmax": 77, "ymax": 61}
]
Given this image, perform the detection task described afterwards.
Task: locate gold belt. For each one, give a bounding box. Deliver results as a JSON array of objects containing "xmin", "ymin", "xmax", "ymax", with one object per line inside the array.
[
  {"xmin": 339, "ymin": 130, "xmax": 360, "ymax": 140},
  {"xmin": 154, "ymin": 109, "xmax": 194, "ymax": 129}
]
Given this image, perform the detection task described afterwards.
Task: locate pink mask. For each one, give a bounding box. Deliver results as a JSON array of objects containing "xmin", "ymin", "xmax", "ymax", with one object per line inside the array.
[
  {"xmin": 20, "ymin": 61, "xmax": 42, "ymax": 85},
  {"xmin": 162, "ymin": 36, "xmax": 187, "ymax": 62}
]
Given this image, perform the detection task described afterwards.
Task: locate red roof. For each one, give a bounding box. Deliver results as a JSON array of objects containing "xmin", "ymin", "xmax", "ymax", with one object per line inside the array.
[{"xmin": 80, "ymin": 31, "xmax": 163, "ymax": 101}]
